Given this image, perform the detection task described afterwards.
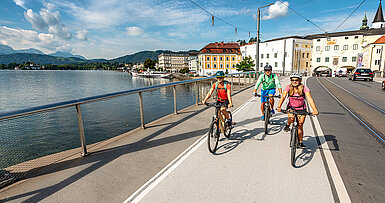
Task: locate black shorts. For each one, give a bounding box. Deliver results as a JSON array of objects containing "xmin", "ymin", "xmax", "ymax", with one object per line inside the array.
[{"xmin": 216, "ymin": 99, "xmax": 229, "ymax": 107}]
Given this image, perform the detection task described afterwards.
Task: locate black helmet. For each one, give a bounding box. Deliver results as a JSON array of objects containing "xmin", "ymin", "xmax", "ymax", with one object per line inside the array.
[
  {"xmin": 264, "ymin": 65, "xmax": 272, "ymax": 71},
  {"xmin": 214, "ymin": 71, "xmax": 225, "ymax": 78}
]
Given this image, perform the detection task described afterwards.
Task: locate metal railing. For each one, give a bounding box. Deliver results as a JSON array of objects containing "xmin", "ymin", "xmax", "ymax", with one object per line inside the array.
[{"xmin": 0, "ymin": 71, "xmax": 258, "ymax": 187}]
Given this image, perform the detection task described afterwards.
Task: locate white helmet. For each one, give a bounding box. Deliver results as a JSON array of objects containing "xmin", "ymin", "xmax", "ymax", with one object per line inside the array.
[{"xmin": 290, "ymin": 72, "xmax": 302, "ymax": 79}]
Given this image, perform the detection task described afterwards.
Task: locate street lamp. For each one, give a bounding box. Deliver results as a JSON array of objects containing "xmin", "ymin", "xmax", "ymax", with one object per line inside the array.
[{"xmin": 255, "ymin": 3, "xmax": 274, "ymax": 79}]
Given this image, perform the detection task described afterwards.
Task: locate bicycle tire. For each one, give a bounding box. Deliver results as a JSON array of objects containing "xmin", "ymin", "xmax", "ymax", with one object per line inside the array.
[
  {"xmin": 208, "ymin": 121, "xmax": 219, "ymax": 153},
  {"xmin": 224, "ymin": 111, "xmax": 232, "ymax": 138},
  {"xmin": 264, "ymin": 105, "xmax": 269, "ymax": 134},
  {"xmin": 290, "ymin": 127, "xmax": 298, "ymax": 167}
]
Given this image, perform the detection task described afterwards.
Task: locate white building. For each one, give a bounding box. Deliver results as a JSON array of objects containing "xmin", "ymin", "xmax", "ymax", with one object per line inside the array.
[
  {"xmin": 363, "ymin": 35, "xmax": 385, "ymax": 77},
  {"xmin": 241, "ymin": 36, "xmax": 312, "ymax": 75},
  {"xmin": 158, "ymin": 53, "xmax": 189, "ymax": 73},
  {"xmin": 188, "ymin": 52, "xmax": 199, "ymax": 73}
]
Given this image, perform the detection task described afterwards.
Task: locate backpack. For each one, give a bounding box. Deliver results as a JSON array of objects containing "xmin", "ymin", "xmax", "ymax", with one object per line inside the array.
[
  {"xmin": 262, "ymin": 74, "xmax": 275, "ymax": 84},
  {"xmin": 287, "ymin": 85, "xmax": 306, "ymax": 110},
  {"xmin": 214, "ymin": 80, "xmax": 229, "ymax": 92}
]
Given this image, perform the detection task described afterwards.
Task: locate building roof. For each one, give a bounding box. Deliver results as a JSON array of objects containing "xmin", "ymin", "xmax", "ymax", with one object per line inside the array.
[
  {"xmin": 263, "ymin": 36, "xmax": 309, "ymax": 43},
  {"xmin": 373, "ymin": 1, "xmax": 385, "ymax": 23},
  {"xmin": 373, "ymin": 35, "xmax": 385, "ymax": 43},
  {"xmin": 200, "ymin": 42, "xmax": 240, "ymax": 54},
  {"xmin": 305, "ymin": 28, "xmax": 385, "ymax": 39}
]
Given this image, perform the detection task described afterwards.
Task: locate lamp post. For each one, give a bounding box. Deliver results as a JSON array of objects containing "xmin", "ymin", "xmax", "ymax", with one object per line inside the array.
[{"xmin": 255, "ymin": 3, "xmax": 274, "ymax": 79}]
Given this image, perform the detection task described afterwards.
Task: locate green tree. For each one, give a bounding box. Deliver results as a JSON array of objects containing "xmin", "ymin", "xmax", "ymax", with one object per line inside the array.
[
  {"xmin": 236, "ymin": 56, "xmax": 255, "ymax": 72},
  {"xmin": 179, "ymin": 67, "xmax": 189, "ymax": 74},
  {"xmin": 144, "ymin": 58, "xmax": 156, "ymax": 70}
]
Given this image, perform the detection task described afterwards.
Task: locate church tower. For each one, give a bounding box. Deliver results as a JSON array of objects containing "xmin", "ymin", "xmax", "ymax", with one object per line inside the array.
[
  {"xmin": 373, "ymin": 0, "xmax": 385, "ymax": 28},
  {"xmin": 360, "ymin": 11, "xmax": 369, "ymax": 30}
]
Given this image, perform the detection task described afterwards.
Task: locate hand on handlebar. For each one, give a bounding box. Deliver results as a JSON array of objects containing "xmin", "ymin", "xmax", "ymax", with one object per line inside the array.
[
  {"xmin": 312, "ymin": 111, "xmax": 319, "ymax": 116},
  {"xmin": 277, "ymin": 107, "xmax": 282, "ymax": 112}
]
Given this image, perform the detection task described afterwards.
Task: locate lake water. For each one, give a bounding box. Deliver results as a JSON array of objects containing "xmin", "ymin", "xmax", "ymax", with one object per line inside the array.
[{"xmin": 0, "ymin": 70, "xmax": 210, "ymax": 168}]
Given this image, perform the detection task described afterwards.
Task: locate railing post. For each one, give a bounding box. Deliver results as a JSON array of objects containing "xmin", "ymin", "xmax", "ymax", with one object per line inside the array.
[
  {"xmin": 195, "ymin": 81, "xmax": 199, "ymax": 105},
  {"xmin": 138, "ymin": 92, "xmax": 145, "ymax": 129},
  {"xmin": 231, "ymin": 74, "xmax": 233, "ymax": 93},
  {"xmin": 75, "ymin": 104, "xmax": 88, "ymax": 156},
  {"xmin": 238, "ymin": 74, "xmax": 240, "ymax": 89},
  {"xmin": 173, "ymin": 85, "xmax": 177, "ymax": 115},
  {"xmin": 244, "ymin": 73, "xmax": 246, "ymax": 86},
  {"xmin": 210, "ymin": 80, "xmax": 214, "ymax": 99}
]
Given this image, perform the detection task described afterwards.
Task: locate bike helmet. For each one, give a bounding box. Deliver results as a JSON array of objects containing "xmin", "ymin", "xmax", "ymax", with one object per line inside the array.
[
  {"xmin": 290, "ymin": 72, "xmax": 302, "ymax": 79},
  {"xmin": 264, "ymin": 65, "xmax": 272, "ymax": 71},
  {"xmin": 214, "ymin": 71, "xmax": 225, "ymax": 78}
]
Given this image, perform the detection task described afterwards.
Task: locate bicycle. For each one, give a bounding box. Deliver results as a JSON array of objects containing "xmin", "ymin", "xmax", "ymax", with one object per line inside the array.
[
  {"xmin": 205, "ymin": 103, "xmax": 233, "ymax": 153},
  {"xmin": 254, "ymin": 93, "xmax": 281, "ymax": 134},
  {"xmin": 281, "ymin": 109, "xmax": 313, "ymax": 167}
]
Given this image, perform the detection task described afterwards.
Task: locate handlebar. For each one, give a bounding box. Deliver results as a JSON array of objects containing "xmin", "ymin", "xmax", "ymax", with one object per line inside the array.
[
  {"xmin": 281, "ymin": 109, "xmax": 313, "ymax": 116},
  {"xmin": 205, "ymin": 103, "xmax": 233, "ymax": 108},
  {"xmin": 254, "ymin": 93, "xmax": 281, "ymax": 99}
]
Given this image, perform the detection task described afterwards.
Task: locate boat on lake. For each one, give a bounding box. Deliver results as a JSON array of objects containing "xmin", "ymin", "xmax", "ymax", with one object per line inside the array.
[{"xmin": 131, "ymin": 71, "xmax": 172, "ymax": 78}]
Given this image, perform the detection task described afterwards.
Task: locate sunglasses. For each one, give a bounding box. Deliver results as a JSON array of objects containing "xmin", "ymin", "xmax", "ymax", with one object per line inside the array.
[
  {"xmin": 265, "ymin": 70, "xmax": 272, "ymax": 72},
  {"xmin": 291, "ymin": 79, "xmax": 300, "ymax": 82}
]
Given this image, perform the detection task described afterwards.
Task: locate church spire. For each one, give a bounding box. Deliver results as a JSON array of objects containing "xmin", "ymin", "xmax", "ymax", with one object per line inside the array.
[
  {"xmin": 373, "ymin": 0, "xmax": 385, "ymax": 28},
  {"xmin": 360, "ymin": 11, "xmax": 369, "ymax": 30}
]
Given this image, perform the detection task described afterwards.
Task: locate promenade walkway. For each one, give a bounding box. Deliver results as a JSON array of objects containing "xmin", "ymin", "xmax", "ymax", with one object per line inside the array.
[{"xmin": 0, "ymin": 77, "xmax": 347, "ymax": 202}]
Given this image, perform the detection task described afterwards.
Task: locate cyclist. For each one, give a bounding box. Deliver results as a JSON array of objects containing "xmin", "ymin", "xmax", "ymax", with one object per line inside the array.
[
  {"xmin": 277, "ymin": 73, "xmax": 319, "ymax": 148},
  {"xmin": 202, "ymin": 71, "xmax": 233, "ymax": 126},
  {"xmin": 254, "ymin": 65, "xmax": 282, "ymax": 120}
]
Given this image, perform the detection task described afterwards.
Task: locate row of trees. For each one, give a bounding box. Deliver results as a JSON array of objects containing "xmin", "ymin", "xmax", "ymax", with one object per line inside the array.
[{"xmin": 237, "ymin": 37, "xmax": 260, "ymax": 46}]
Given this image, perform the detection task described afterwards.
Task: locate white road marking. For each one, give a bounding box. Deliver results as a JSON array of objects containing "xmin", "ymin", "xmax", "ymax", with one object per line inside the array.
[
  {"xmin": 124, "ymin": 96, "xmax": 255, "ymax": 203},
  {"xmin": 308, "ymin": 78, "xmax": 351, "ymax": 203}
]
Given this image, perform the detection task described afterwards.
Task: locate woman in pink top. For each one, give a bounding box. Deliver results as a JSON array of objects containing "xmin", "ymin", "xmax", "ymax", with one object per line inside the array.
[{"xmin": 277, "ymin": 73, "xmax": 318, "ymax": 148}]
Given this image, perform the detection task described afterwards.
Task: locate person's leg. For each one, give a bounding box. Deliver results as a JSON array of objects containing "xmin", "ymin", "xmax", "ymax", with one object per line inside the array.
[
  {"xmin": 287, "ymin": 114, "xmax": 294, "ymax": 126},
  {"xmin": 261, "ymin": 102, "xmax": 265, "ymax": 114},
  {"xmin": 221, "ymin": 106, "xmax": 229, "ymax": 119},
  {"xmin": 298, "ymin": 115, "xmax": 306, "ymax": 142},
  {"xmin": 268, "ymin": 89, "xmax": 276, "ymax": 113}
]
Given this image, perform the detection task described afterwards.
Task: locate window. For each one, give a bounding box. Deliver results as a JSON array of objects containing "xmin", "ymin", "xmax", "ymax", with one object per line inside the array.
[
  {"xmin": 214, "ymin": 64, "xmax": 217, "ymax": 68},
  {"xmin": 226, "ymin": 64, "xmax": 229, "ymax": 69},
  {"xmin": 316, "ymin": 46, "xmax": 321, "ymax": 51},
  {"xmin": 260, "ymin": 63, "xmax": 263, "ymax": 67},
  {"xmin": 232, "ymin": 57, "xmax": 235, "ymax": 60},
  {"xmin": 220, "ymin": 64, "xmax": 223, "ymax": 68},
  {"xmin": 343, "ymin": 45, "xmax": 348, "ymax": 50},
  {"xmin": 296, "ymin": 44, "xmax": 299, "ymax": 47},
  {"xmin": 352, "ymin": 57, "xmax": 357, "ymax": 62},
  {"xmin": 353, "ymin": 44, "xmax": 358, "ymax": 50},
  {"xmin": 275, "ymin": 62, "xmax": 278, "ymax": 67},
  {"xmin": 207, "ymin": 56, "xmax": 210, "ymax": 61},
  {"xmin": 306, "ymin": 53, "xmax": 309, "ymax": 58},
  {"xmin": 377, "ymin": 49, "xmax": 382, "ymax": 54},
  {"xmin": 305, "ymin": 45, "xmax": 308, "ymax": 48},
  {"xmin": 267, "ymin": 54, "xmax": 269, "ymax": 58},
  {"xmin": 213, "ymin": 57, "xmax": 216, "ymax": 61},
  {"xmin": 302, "ymin": 53, "xmax": 305, "ymax": 58},
  {"xmin": 334, "ymin": 45, "xmax": 339, "ymax": 50},
  {"xmin": 274, "ymin": 53, "xmax": 277, "ymax": 58},
  {"xmin": 220, "ymin": 57, "xmax": 223, "ymax": 61},
  {"xmin": 345, "ymin": 37, "xmax": 349, "ymax": 40},
  {"xmin": 226, "ymin": 57, "xmax": 229, "ymax": 61},
  {"xmin": 306, "ymin": 62, "xmax": 309, "ymax": 67},
  {"xmin": 354, "ymin": 36, "xmax": 358, "ymax": 39},
  {"xmin": 375, "ymin": 60, "xmax": 380, "ymax": 65},
  {"xmin": 342, "ymin": 57, "xmax": 347, "ymax": 62},
  {"xmin": 317, "ymin": 39, "xmax": 320, "ymax": 42},
  {"xmin": 232, "ymin": 64, "xmax": 235, "ymax": 69},
  {"xmin": 316, "ymin": 57, "xmax": 321, "ymax": 62},
  {"xmin": 261, "ymin": 54, "xmax": 264, "ymax": 59},
  {"xmin": 325, "ymin": 57, "xmax": 329, "ymax": 62},
  {"xmin": 207, "ymin": 64, "xmax": 210, "ymax": 68}
]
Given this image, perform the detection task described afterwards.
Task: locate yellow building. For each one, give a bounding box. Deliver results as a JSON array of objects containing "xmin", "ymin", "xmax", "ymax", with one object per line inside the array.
[{"xmin": 198, "ymin": 42, "xmax": 242, "ymax": 76}]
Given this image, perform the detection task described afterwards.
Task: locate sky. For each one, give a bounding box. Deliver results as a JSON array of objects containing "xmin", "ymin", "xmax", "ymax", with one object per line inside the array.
[{"xmin": 0, "ymin": 0, "xmax": 381, "ymax": 59}]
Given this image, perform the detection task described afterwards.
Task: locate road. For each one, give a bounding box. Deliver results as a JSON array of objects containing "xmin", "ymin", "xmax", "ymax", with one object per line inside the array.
[{"xmin": 307, "ymin": 77, "xmax": 385, "ymax": 202}]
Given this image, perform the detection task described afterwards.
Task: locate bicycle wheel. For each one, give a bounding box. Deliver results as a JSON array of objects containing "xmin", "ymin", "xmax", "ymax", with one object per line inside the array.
[
  {"xmin": 264, "ymin": 105, "xmax": 269, "ymax": 134},
  {"xmin": 208, "ymin": 121, "xmax": 219, "ymax": 153},
  {"xmin": 290, "ymin": 127, "xmax": 298, "ymax": 167},
  {"xmin": 224, "ymin": 111, "xmax": 232, "ymax": 138}
]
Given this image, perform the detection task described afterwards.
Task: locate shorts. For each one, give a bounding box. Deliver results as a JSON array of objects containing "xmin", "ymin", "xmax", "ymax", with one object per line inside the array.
[
  {"xmin": 261, "ymin": 88, "xmax": 276, "ymax": 103},
  {"xmin": 216, "ymin": 99, "xmax": 229, "ymax": 108},
  {"xmin": 286, "ymin": 108, "xmax": 307, "ymax": 118}
]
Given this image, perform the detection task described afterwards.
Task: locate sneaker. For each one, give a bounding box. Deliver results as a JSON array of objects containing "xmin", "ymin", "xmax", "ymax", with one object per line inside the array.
[
  {"xmin": 226, "ymin": 119, "xmax": 232, "ymax": 126},
  {"xmin": 261, "ymin": 116, "xmax": 265, "ymax": 121},
  {"xmin": 271, "ymin": 109, "xmax": 275, "ymax": 114},
  {"xmin": 298, "ymin": 142, "xmax": 306, "ymax": 149},
  {"xmin": 283, "ymin": 124, "xmax": 290, "ymax": 132}
]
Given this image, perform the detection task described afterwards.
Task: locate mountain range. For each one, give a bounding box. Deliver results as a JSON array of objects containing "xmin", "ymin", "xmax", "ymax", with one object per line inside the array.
[{"xmin": 0, "ymin": 44, "xmax": 199, "ymax": 65}]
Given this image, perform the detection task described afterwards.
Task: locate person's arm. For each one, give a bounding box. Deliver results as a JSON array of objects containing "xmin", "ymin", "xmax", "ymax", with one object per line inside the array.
[
  {"xmin": 277, "ymin": 90, "xmax": 288, "ymax": 112},
  {"xmin": 305, "ymin": 92, "xmax": 319, "ymax": 115},
  {"xmin": 274, "ymin": 74, "xmax": 282, "ymax": 94},
  {"xmin": 203, "ymin": 84, "xmax": 215, "ymax": 104},
  {"xmin": 226, "ymin": 83, "xmax": 233, "ymax": 108},
  {"xmin": 254, "ymin": 75, "xmax": 263, "ymax": 93}
]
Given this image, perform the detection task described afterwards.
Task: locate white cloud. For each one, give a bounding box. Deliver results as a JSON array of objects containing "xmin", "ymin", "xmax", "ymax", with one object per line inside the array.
[
  {"xmin": 262, "ymin": 1, "xmax": 289, "ymax": 20},
  {"xmin": 76, "ymin": 30, "xmax": 88, "ymax": 40},
  {"xmin": 24, "ymin": 3, "xmax": 72, "ymax": 40},
  {"xmin": 13, "ymin": 0, "xmax": 26, "ymax": 10},
  {"xmin": 126, "ymin": 27, "xmax": 143, "ymax": 36}
]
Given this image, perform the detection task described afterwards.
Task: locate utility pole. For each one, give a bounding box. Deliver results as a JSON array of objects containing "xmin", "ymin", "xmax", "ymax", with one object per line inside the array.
[{"xmin": 255, "ymin": 3, "xmax": 274, "ymax": 79}]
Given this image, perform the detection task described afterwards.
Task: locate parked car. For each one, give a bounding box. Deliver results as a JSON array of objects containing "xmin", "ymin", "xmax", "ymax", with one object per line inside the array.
[
  {"xmin": 382, "ymin": 79, "xmax": 385, "ymax": 90},
  {"xmin": 348, "ymin": 68, "xmax": 374, "ymax": 81},
  {"xmin": 336, "ymin": 68, "xmax": 347, "ymax": 77}
]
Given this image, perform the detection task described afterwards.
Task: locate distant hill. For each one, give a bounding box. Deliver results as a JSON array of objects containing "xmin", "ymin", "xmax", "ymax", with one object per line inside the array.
[
  {"xmin": 111, "ymin": 50, "xmax": 199, "ymax": 63},
  {"xmin": 0, "ymin": 53, "xmax": 86, "ymax": 65},
  {"xmin": 49, "ymin": 51, "xmax": 86, "ymax": 60},
  {"xmin": 0, "ymin": 44, "xmax": 17, "ymax": 54},
  {"xmin": 18, "ymin": 48, "xmax": 44, "ymax": 55}
]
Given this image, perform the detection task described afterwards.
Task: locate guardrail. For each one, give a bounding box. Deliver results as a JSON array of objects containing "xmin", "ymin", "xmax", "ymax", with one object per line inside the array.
[{"xmin": 0, "ymin": 71, "xmax": 258, "ymax": 188}]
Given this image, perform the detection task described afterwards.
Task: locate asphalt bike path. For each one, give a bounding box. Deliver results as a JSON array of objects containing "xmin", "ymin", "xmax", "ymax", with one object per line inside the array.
[{"xmin": 127, "ymin": 77, "xmax": 341, "ymax": 203}]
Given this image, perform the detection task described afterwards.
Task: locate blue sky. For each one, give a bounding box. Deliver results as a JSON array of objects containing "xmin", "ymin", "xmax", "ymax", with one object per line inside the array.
[{"xmin": 0, "ymin": 0, "xmax": 381, "ymax": 59}]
